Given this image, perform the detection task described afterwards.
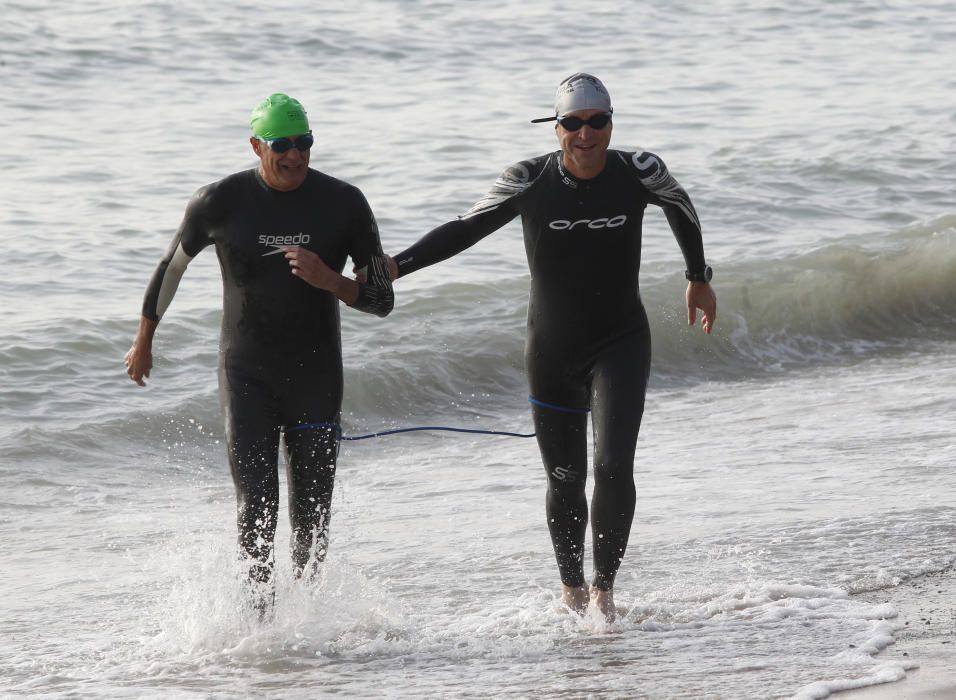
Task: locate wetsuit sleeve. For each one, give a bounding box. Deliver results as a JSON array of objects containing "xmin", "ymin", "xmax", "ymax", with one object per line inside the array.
[
  {"xmin": 629, "ymin": 151, "xmax": 707, "ymax": 274},
  {"xmin": 141, "ymin": 185, "xmax": 216, "ymax": 321},
  {"xmin": 346, "ymin": 188, "xmax": 394, "ymax": 317},
  {"xmin": 393, "ymin": 160, "xmax": 535, "ymax": 278}
]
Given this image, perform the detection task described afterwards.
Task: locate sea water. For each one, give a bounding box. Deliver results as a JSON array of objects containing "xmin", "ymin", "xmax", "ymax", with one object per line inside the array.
[{"xmin": 2, "ymin": 1, "xmax": 955, "ymax": 697}]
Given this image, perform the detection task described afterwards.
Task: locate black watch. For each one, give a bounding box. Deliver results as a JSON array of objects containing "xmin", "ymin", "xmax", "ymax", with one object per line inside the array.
[{"xmin": 685, "ymin": 265, "xmax": 713, "ymax": 283}]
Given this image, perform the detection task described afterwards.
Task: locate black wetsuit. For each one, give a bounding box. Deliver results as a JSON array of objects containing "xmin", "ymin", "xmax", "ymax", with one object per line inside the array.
[
  {"xmin": 395, "ymin": 150, "xmax": 705, "ymax": 590},
  {"xmin": 142, "ymin": 168, "xmax": 393, "ymax": 581}
]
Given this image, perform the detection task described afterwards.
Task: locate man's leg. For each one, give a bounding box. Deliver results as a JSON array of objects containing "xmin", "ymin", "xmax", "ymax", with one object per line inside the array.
[
  {"xmin": 282, "ymin": 358, "xmax": 343, "ymax": 581},
  {"xmin": 588, "ymin": 328, "xmax": 651, "ymax": 616},
  {"xmin": 532, "ymin": 403, "xmax": 590, "ymax": 609},
  {"xmin": 219, "ymin": 365, "xmax": 282, "ymax": 588},
  {"xmin": 284, "ymin": 423, "xmax": 339, "ymax": 579}
]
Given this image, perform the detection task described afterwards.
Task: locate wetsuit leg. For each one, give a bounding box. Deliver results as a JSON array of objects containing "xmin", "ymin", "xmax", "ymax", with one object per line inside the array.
[
  {"xmin": 588, "ymin": 326, "xmax": 652, "ymax": 591},
  {"xmin": 219, "ymin": 363, "xmax": 282, "ymax": 585},
  {"xmin": 528, "ymin": 336, "xmax": 592, "ymax": 589},
  {"xmin": 283, "ymin": 423, "xmax": 338, "ymax": 577},
  {"xmin": 281, "ymin": 365, "xmax": 343, "ymax": 578},
  {"xmin": 532, "ymin": 405, "xmax": 589, "ymax": 588}
]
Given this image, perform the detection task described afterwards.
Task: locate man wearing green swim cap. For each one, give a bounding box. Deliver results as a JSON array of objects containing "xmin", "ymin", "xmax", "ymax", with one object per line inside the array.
[
  {"xmin": 249, "ymin": 92, "xmax": 313, "ymax": 192},
  {"xmin": 125, "ymin": 92, "xmax": 394, "ymax": 615}
]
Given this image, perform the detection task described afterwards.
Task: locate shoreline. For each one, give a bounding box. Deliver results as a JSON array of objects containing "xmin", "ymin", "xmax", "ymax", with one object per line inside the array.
[{"xmin": 831, "ymin": 567, "xmax": 956, "ymax": 699}]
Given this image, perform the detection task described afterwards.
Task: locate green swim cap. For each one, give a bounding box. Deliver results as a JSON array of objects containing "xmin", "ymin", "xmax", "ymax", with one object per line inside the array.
[{"xmin": 250, "ymin": 93, "xmax": 310, "ymax": 139}]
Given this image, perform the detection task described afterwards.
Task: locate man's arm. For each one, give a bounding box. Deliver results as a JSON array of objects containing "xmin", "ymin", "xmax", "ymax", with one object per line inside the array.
[
  {"xmin": 343, "ymin": 188, "xmax": 394, "ymax": 317},
  {"xmin": 124, "ymin": 187, "xmax": 212, "ymax": 385},
  {"xmin": 393, "ymin": 217, "xmax": 506, "ymax": 278},
  {"xmin": 142, "ymin": 240, "xmax": 194, "ymax": 322},
  {"xmin": 350, "ymin": 253, "xmax": 393, "ymax": 316},
  {"xmin": 629, "ymin": 151, "xmax": 716, "ymax": 333},
  {"xmin": 286, "ymin": 187, "xmax": 395, "ymax": 317},
  {"xmin": 392, "ymin": 156, "xmax": 548, "ymax": 278},
  {"xmin": 630, "ymin": 151, "xmax": 705, "ymax": 269},
  {"xmin": 126, "ymin": 240, "xmax": 197, "ymax": 385}
]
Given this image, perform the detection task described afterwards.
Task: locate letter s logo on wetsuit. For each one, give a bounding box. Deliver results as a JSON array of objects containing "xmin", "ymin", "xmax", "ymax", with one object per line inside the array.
[
  {"xmin": 551, "ymin": 465, "xmax": 578, "ymax": 483},
  {"xmin": 548, "ymin": 215, "xmax": 627, "ymax": 231}
]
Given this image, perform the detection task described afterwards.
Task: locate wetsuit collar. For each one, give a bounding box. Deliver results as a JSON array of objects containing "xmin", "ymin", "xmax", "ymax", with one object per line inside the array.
[
  {"xmin": 253, "ymin": 167, "xmax": 275, "ymax": 192},
  {"xmin": 253, "ymin": 166, "xmax": 314, "ymax": 193},
  {"xmin": 555, "ymin": 151, "xmax": 609, "ymax": 190}
]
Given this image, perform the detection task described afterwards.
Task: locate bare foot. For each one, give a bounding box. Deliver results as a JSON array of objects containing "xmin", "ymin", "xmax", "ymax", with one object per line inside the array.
[
  {"xmin": 590, "ymin": 587, "xmax": 615, "ymax": 621},
  {"xmin": 561, "ymin": 584, "xmax": 590, "ymax": 614}
]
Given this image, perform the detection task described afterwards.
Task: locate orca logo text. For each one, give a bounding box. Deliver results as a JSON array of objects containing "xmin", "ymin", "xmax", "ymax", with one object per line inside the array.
[{"xmin": 548, "ymin": 215, "xmax": 627, "ymax": 231}]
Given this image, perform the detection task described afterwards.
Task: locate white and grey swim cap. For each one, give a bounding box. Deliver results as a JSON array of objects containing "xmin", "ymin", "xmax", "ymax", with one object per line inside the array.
[{"xmin": 531, "ymin": 73, "xmax": 612, "ymax": 123}]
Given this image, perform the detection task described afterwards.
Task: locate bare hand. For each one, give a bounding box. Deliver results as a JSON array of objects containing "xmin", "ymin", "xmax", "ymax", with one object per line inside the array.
[
  {"xmin": 686, "ymin": 282, "xmax": 717, "ymax": 334},
  {"xmin": 124, "ymin": 341, "xmax": 152, "ymax": 386},
  {"xmin": 285, "ymin": 246, "xmax": 336, "ymax": 290},
  {"xmin": 125, "ymin": 317, "xmax": 158, "ymax": 386}
]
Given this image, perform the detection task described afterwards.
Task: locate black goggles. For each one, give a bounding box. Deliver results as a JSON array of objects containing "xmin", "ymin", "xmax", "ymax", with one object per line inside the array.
[
  {"xmin": 259, "ymin": 132, "xmax": 314, "ymax": 153},
  {"xmin": 556, "ymin": 112, "xmax": 612, "ymax": 131}
]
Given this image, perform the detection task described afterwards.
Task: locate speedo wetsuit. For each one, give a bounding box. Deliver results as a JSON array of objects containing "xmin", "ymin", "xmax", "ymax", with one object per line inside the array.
[
  {"xmin": 142, "ymin": 167, "xmax": 393, "ymax": 581},
  {"xmin": 395, "ymin": 150, "xmax": 705, "ymax": 590}
]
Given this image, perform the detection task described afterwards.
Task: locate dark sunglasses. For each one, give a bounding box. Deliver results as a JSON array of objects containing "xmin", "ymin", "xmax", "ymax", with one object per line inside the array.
[
  {"xmin": 557, "ymin": 113, "xmax": 612, "ymax": 131},
  {"xmin": 259, "ymin": 132, "xmax": 314, "ymax": 153}
]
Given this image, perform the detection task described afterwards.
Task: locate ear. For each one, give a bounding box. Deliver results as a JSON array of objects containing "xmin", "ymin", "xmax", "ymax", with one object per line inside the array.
[{"xmin": 250, "ymin": 136, "xmax": 262, "ymax": 156}]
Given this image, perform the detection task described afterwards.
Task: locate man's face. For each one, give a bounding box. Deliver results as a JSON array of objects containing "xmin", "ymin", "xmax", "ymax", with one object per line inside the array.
[
  {"xmin": 250, "ymin": 134, "xmax": 311, "ymax": 191},
  {"xmin": 555, "ymin": 109, "xmax": 612, "ymax": 178}
]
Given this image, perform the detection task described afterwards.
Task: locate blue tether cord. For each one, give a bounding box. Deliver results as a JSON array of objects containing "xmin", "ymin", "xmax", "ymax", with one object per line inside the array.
[
  {"xmin": 283, "ymin": 396, "xmax": 590, "ymax": 441},
  {"xmin": 527, "ymin": 396, "xmax": 590, "ymax": 414}
]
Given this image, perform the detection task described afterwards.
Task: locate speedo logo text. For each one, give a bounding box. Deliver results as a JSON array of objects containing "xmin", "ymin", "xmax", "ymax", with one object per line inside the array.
[
  {"xmin": 548, "ymin": 215, "xmax": 627, "ymax": 231},
  {"xmin": 259, "ymin": 232, "xmax": 311, "ymax": 255}
]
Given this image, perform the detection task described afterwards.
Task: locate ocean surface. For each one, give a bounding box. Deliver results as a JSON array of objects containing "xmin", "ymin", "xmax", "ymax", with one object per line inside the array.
[{"xmin": 2, "ymin": 1, "xmax": 955, "ymax": 698}]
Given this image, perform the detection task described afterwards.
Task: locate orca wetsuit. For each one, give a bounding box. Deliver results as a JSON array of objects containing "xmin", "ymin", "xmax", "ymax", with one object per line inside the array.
[
  {"xmin": 395, "ymin": 150, "xmax": 705, "ymax": 591},
  {"xmin": 142, "ymin": 168, "xmax": 393, "ymax": 581}
]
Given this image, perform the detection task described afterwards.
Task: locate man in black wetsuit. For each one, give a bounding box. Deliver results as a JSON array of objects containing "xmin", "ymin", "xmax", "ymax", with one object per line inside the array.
[
  {"xmin": 124, "ymin": 93, "xmax": 393, "ymax": 605},
  {"xmin": 389, "ymin": 74, "xmax": 716, "ymax": 619}
]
